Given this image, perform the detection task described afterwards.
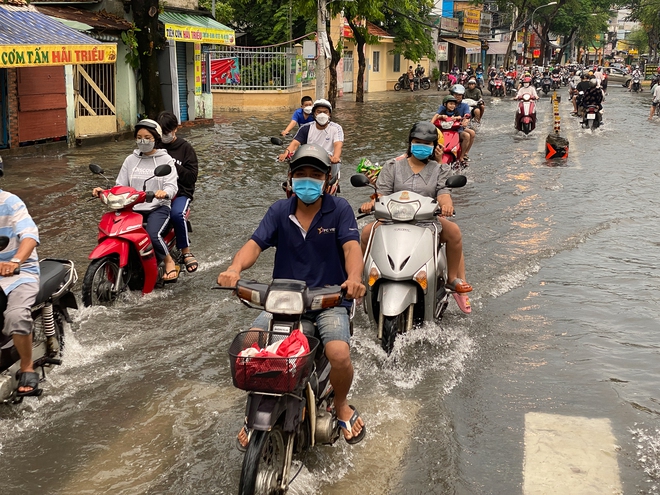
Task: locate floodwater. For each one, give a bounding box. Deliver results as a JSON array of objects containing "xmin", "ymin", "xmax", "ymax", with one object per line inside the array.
[{"xmin": 0, "ymin": 84, "xmax": 659, "ymax": 495}]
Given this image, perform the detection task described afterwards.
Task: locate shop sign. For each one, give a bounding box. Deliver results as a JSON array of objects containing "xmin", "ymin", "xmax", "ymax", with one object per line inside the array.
[
  {"xmin": 165, "ymin": 23, "xmax": 235, "ymax": 45},
  {"xmin": 441, "ymin": 17, "xmax": 459, "ymax": 33},
  {"xmin": 194, "ymin": 43, "xmax": 202, "ymax": 95},
  {"xmin": 437, "ymin": 42, "xmax": 448, "ymax": 61},
  {"xmin": 0, "ymin": 44, "xmax": 117, "ymax": 68},
  {"xmin": 463, "ymin": 9, "xmax": 481, "ymax": 38}
]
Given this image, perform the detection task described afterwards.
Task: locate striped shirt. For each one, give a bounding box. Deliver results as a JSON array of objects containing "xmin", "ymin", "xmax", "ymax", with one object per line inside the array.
[{"xmin": 0, "ymin": 190, "xmax": 39, "ymax": 295}]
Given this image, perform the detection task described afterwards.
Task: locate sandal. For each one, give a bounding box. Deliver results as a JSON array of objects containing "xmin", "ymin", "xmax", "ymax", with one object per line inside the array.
[
  {"xmin": 338, "ymin": 405, "xmax": 366, "ymax": 445},
  {"xmin": 182, "ymin": 253, "xmax": 199, "ymax": 273},
  {"xmin": 446, "ymin": 278, "xmax": 472, "ymax": 294},
  {"xmin": 16, "ymin": 370, "xmax": 42, "ymax": 397},
  {"xmin": 162, "ymin": 266, "xmax": 180, "ymax": 283},
  {"xmin": 236, "ymin": 423, "xmax": 251, "ymax": 453},
  {"xmin": 453, "ymin": 292, "xmax": 472, "ymax": 314}
]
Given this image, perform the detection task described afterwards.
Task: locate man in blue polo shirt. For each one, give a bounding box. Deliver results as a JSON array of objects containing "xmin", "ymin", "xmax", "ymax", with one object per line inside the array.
[
  {"xmin": 218, "ymin": 144, "xmax": 366, "ymax": 447},
  {"xmin": 280, "ymin": 95, "xmax": 314, "ymax": 136}
]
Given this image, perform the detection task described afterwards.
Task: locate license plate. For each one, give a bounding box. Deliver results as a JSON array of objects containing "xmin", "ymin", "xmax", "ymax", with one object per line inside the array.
[{"xmin": 587, "ymin": 113, "xmax": 596, "ymax": 119}]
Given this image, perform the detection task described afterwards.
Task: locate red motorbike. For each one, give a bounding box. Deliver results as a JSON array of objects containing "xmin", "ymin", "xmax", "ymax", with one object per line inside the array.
[
  {"xmin": 490, "ymin": 77, "xmax": 505, "ymax": 97},
  {"xmin": 515, "ymin": 94, "xmax": 537, "ymax": 135},
  {"xmin": 434, "ymin": 116, "xmax": 465, "ymax": 170},
  {"xmin": 82, "ymin": 163, "xmax": 187, "ymax": 306}
]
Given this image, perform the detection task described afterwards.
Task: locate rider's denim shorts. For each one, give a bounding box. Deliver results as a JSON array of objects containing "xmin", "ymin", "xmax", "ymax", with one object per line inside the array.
[{"xmin": 250, "ymin": 306, "xmax": 351, "ymax": 346}]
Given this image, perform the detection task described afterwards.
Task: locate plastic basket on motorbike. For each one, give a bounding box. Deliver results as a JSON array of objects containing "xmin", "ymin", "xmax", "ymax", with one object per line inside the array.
[{"xmin": 229, "ymin": 330, "xmax": 320, "ymax": 394}]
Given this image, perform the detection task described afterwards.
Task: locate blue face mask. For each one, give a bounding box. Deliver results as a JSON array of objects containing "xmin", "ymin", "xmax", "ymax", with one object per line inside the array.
[
  {"xmin": 410, "ymin": 143, "xmax": 434, "ymax": 160},
  {"xmin": 291, "ymin": 177, "xmax": 325, "ymax": 204}
]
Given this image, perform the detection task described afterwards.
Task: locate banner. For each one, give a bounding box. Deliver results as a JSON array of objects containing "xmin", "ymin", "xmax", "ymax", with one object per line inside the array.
[
  {"xmin": 164, "ymin": 23, "xmax": 234, "ymax": 45},
  {"xmin": 437, "ymin": 42, "xmax": 448, "ymax": 61},
  {"xmin": 463, "ymin": 9, "xmax": 481, "ymax": 39},
  {"xmin": 0, "ymin": 44, "xmax": 116, "ymax": 68},
  {"xmin": 210, "ymin": 57, "xmax": 240, "ymax": 85}
]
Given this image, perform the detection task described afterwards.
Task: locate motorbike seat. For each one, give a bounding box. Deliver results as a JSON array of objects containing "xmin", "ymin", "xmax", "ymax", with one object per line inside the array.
[{"xmin": 35, "ymin": 260, "xmax": 68, "ymax": 305}]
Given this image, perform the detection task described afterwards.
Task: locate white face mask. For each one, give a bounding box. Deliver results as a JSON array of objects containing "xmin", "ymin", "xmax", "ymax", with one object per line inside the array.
[
  {"xmin": 315, "ymin": 113, "xmax": 330, "ymax": 126},
  {"xmin": 303, "ymin": 106, "xmax": 313, "ymax": 115},
  {"xmin": 161, "ymin": 133, "xmax": 174, "ymax": 144}
]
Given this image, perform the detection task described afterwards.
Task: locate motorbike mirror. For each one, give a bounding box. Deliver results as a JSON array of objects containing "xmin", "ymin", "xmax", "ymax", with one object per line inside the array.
[
  {"xmin": 154, "ymin": 164, "xmax": 172, "ymax": 177},
  {"xmin": 270, "ymin": 137, "xmax": 283, "ymax": 146},
  {"xmin": 350, "ymin": 174, "xmax": 371, "ymax": 188},
  {"xmin": 0, "ymin": 236, "xmax": 9, "ymax": 251},
  {"xmin": 445, "ymin": 175, "xmax": 467, "ymax": 188},
  {"xmin": 89, "ymin": 164, "xmax": 104, "ymax": 175}
]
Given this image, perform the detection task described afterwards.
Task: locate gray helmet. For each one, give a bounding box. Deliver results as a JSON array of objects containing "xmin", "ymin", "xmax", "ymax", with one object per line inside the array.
[
  {"xmin": 290, "ymin": 144, "xmax": 331, "ymax": 175},
  {"xmin": 409, "ymin": 122, "xmax": 438, "ymax": 143},
  {"xmin": 589, "ymin": 78, "xmax": 597, "ymax": 87},
  {"xmin": 134, "ymin": 119, "xmax": 163, "ymax": 140},
  {"xmin": 451, "ymin": 84, "xmax": 465, "ymax": 95}
]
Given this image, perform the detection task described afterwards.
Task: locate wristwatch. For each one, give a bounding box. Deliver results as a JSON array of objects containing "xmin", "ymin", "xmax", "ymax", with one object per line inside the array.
[{"xmin": 10, "ymin": 258, "xmax": 22, "ymax": 264}]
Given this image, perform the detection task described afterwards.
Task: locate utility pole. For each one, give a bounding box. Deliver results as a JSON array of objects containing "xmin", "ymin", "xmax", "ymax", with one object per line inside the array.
[{"xmin": 316, "ymin": 0, "xmax": 327, "ymax": 100}]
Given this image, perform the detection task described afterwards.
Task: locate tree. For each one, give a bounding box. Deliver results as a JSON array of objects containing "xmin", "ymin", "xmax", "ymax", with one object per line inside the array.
[
  {"xmin": 221, "ymin": 0, "xmax": 310, "ymax": 45},
  {"xmin": 131, "ymin": 0, "xmax": 165, "ymax": 118},
  {"xmin": 625, "ymin": 0, "xmax": 660, "ymax": 62}
]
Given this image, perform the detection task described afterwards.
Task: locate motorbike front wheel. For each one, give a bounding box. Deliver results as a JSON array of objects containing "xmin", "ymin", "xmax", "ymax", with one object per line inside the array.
[
  {"xmin": 382, "ymin": 313, "xmax": 406, "ymax": 354},
  {"xmin": 239, "ymin": 427, "xmax": 287, "ymax": 495},
  {"xmin": 394, "ymin": 82, "xmax": 402, "ymax": 91},
  {"xmin": 81, "ymin": 256, "xmax": 127, "ymax": 307},
  {"xmin": 421, "ymin": 80, "xmax": 431, "ymax": 90}
]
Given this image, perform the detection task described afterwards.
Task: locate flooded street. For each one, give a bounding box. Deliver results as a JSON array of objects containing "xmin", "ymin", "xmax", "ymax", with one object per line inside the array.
[{"xmin": 1, "ymin": 85, "xmax": 659, "ymax": 494}]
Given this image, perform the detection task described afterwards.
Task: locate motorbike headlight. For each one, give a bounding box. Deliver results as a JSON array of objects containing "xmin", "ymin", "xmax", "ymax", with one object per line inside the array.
[
  {"xmin": 388, "ymin": 200, "xmax": 420, "ymax": 221},
  {"xmin": 523, "ymin": 94, "xmax": 531, "ymax": 101},
  {"xmin": 264, "ymin": 290, "xmax": 305, "ymax": 315},
  {"xmin": 440, "ymin": 121, "xmax": 454, "ymax": 130},
  {"xmin": 102, "ymin": 192, "xmax": 140, "ymax": 210}
]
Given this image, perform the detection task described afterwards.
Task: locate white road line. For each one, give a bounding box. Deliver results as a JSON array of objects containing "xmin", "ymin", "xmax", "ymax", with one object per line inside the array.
[{"xmin": 523, "ymin": 412, "xmax": 623, "ymax": 495}]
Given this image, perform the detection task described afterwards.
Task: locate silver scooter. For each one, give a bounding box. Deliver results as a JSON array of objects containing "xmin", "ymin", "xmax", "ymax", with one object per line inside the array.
[{"xmin": 351, "ymin": 174, "xmax": 467, "ymax": 354}]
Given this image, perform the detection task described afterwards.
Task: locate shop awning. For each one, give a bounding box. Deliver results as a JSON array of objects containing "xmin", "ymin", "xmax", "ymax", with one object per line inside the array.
[
  {"xmin": 160, "ymin": 11, "xmax": 235, "ymax": 45},
  {"xmin": 441, "ymin": 38, "xmax": 481, "ymax": 55},
  {"xmin": 487, "ymin": 41, "xmax": 510, "ymax": 55},
  {"xmin": 0, "ymin": 4, "xmax": 117, "ymax": 68}
]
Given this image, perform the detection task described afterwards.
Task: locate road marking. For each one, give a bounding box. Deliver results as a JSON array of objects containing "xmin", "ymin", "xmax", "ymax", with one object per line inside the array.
[{"xmin": 523, "ymin": 412, "xmax": 622, "ymax": 495}]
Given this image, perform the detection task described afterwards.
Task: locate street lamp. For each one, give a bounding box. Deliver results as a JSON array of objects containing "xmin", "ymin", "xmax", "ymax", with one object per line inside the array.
[{"xmin": 527, "ymin": 1, "xmax": 557, "ymax": 66}]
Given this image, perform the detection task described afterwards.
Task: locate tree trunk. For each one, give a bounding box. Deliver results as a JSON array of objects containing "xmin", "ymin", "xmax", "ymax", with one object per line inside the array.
[
  {"xmin": 327, "ymin": 32, "xmax": 341, "ymax": 109},
  {"xmin": 132, "ymin": 0, "xmax": 165, "ymax": 118},
  {"xmin": 504, "ymin": 2, "xmax": 528, "ymax": 68},
  {"xmin": 347, "ymin": 18, "xmax": 366, "ymax": 103}
]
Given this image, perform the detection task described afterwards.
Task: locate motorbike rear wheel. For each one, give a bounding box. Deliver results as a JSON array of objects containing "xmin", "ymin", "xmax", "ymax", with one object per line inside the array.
[
  {"xmin": 381, "ymin": 313, "xmax": 406, "ymax": 354},
  {"xmin": 81, "ymin": 255, "xmax": 127, "ymax": 307},
  {"xmin": 394, "ymin": 82, "xmax": 402, "ymax": 91},
  {"xmin": 421, "ymin": 80, "xmax": 431, "ymax": 90},
  {"xmin": 239, "ymin": 427, "xmax": 287, "ymax": 495}
]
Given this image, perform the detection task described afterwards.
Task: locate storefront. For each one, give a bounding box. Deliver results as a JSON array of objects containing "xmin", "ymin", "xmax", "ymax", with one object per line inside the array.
[
  {"xmin": 440, "ymin": 38, "xmax": 481, "ymax": 69},
  {"xmin": 158, "ymin": 11, "xmax": 234, "ymax": 122},
  {"xmin": 0, "ymin": 3, "xmax": 116, "ymax": 149}
]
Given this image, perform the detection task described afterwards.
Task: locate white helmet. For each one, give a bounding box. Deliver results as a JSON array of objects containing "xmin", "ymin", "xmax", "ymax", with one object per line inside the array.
[
  {"xmin": 312, "ymin": 99, "xmax": 332, "ymax": 113},
  {"xmin": 451, "ymin": 84, "xmax": 466, "ymax": 95}
]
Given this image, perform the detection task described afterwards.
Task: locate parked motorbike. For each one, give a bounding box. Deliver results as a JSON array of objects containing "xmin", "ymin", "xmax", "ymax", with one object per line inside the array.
[
  {"xmin": 490, "ymin": 77, "xmax": 505, "ymax": 97},
  {"xmin": 351, "ymin": 173, "xmax": 468, "ymax": 354},
  {"xmin": 418, "ymin": 76, "xmax": 432, "ymax": 90},
  {"xmin": 0, "ymin": 236, "xmax": 78, "ymax": 403},
  {"xmin": 581, "ymin": 104, "xmax": 602, "ymax": 130},
  {"xmin": 223, "ymin": 279, "xmax": 351, "ymax": 494},
  {"xmin": 515, "ymin": 93, "xmax": 537, "ymax": 135},
  {"xmin": 394, "ymin": 74, "xmax": 418, "ymax": 91},
  {"xmin": 82, "ymin": 163, "xmax": 187, "ymax": 306},
  {"xmin": 437, "ymin": 74, "xmax": 451, "ymax": 91},
  {"xmin": 631, "ymin": 76, "xmax": 642, "ymax": 92}
]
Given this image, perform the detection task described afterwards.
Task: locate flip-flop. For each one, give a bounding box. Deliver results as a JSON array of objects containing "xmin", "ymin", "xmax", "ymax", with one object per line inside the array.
[
  {"xmin": 162, "ymin": 266, "xmax": 180, "ymax": 284},
  {"xmin": 446, "ymin": 278, "xmax": 472, "ymax": 294},
  {"xmin": 15, "ymin": 371, "xmax": 42, "ymax": 397},
  {"xmin": 236, "ymin": 423, "xmax": 251, "ymax": 453},
  {"xmin": 338, "ymin": 405, "xmax": 366, "ymax": 445},
  {"xmin": 453, "ymin": 292, "xmax": 472, "ymax": 314}
]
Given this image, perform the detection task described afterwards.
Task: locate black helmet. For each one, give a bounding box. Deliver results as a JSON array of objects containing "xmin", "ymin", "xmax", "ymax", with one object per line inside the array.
[
  {"xmin": 290, "ymin": 144, "xmax": 331, "ymax": 174},
  {"xmin": 409, "ymin": 121, "xmax": 438, "ymax": 143},
  {"xmin": 443, "ymin": 95, "xmax": 458, "ymax": 105},
  {"xmin": 134, "ymin": 119, "xmax": 163, "ymax": 140}
]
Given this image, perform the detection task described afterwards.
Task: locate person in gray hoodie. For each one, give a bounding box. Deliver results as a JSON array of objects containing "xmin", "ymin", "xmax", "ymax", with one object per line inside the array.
[{"xmin": 93, "ymin": 119, "xmax": 179, "ymax": 281}]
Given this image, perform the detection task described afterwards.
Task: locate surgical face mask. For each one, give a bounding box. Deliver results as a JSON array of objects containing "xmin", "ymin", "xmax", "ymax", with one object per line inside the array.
[
  {"xmin": 291, "ymin": 177, "xmax": 325, "ymax": 204},
  {"xmin": 315, "ymin": 113, "xmax": 330, "ymax": 126},
  {"xmin": 161, "ymin": 133, "xmax": 174, "ymax": 144},
  {"xmin": 410, "ymin": 143, "xmax": 434, "ymax": 160},
  {"xmin": 136, "ymin": 139, "xmax": 155, "ymax": 153},
  {"xmin": 303, "ymin": 106, "xmax": 313, "ymax": 115}
]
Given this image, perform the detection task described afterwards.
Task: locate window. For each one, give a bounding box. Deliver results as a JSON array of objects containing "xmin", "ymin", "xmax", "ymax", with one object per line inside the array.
[
  {"xmin": 393, "ymin": 53, "xmax": 400, "ymax": 73},
  {"xmin": 373, "ymin": 51, "xmax": 380, "ymax": 72}
]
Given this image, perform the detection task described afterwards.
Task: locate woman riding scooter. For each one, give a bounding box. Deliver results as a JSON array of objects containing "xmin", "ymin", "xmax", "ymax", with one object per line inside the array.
[
  {"xmin": 92, "ymin": 119, "xmax": 179, "ymax": 281},
  {"xmin": 359, "ymin": 122, "xmax": 472, "ymax": 313}
]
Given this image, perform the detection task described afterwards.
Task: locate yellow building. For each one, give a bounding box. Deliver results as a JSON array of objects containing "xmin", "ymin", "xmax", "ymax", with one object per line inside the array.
[{"xmin": 330, "ymin": 16, "xmax": 432, "ymax": 93}]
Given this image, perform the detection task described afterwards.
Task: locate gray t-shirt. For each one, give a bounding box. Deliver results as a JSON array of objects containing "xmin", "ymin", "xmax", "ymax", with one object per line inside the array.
[{"xmin": 376, "ymin": 155, "xmax": 451, "ymax": 199}]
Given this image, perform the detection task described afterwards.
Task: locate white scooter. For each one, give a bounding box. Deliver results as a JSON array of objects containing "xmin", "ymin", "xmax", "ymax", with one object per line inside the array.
[{"xmin": 351, "ymin": 173, "xmax": 467, "ymax": 354}]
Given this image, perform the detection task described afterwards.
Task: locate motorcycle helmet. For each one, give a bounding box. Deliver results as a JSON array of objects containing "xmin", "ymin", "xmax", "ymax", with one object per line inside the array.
[
  {"xmin": 409, "ymin": 121, "xmax": 439, "ymax": 143},
  {"xmin": 134, "ymin": 119, "xmax": 163, "ymax": 140},
  {"xmin": 589, "ymin": 78, "xmax": 597, "ymax": 87},
  {"xmin": 311, "ymin": 98, "xmax": 332, "ymax": 114},
  {"xmin": 522, "ymin": 76, "xmax": 532, "ymax": 84},
  {"xmin": 443, "ymin": 95, "xmax": 458, "ymax": 105},
  {"xmin": 467, "ymin": 79, "xmax": 477, "ymax": 85},
  {"xmin": 451, "ymin": 84, "xmax": 466, "ymax": 95},
  {"xmin": 289, "ymin": 144, "xmax": 331, "ymax": 175}
]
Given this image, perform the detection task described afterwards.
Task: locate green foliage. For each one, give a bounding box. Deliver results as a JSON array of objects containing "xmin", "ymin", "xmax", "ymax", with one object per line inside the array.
[
  {"xmin": 431, "ymin": 66, "xmax": 440, "ymax": 82},
  {"xmin": 198, "ymin": 0, "xmax": 235, "ymax": 25},
  {"xmin": 627, "ymin": 27, "xmax": 649, "ymax": 54},
  {"xmin": 120, "ymin": 25, "xmax": 141, "ymax": 69},
  {"xmin": 240, "ymin": 57, "xmax": 287, "ymax": 86}
]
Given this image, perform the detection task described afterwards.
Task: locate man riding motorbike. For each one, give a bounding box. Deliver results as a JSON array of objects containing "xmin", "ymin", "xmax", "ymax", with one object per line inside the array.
[
  {"xmin": 358, "ymin": 122, "xmax": 472, "ymax": 313},
  {"xmin": 218, "ymin": 144, "xmax": 367, "ymax": 446},
  {"xmin": 580, "ymin": 78, "xmax": 604, "ymax": 116},
  {"xmin": 574, "ymin": 74, "xmax": 592, "ymax": 117},
  {"xmin": 464, "ymin": 79, "xmax": 485, "ymax": 123},
  {"xmin": 279, "ymin": 99, "xmax": 343, "ymax": 165},
  {"xmin": 0, "ymin": 161, "xmax": 41, "ymax": 397}
]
